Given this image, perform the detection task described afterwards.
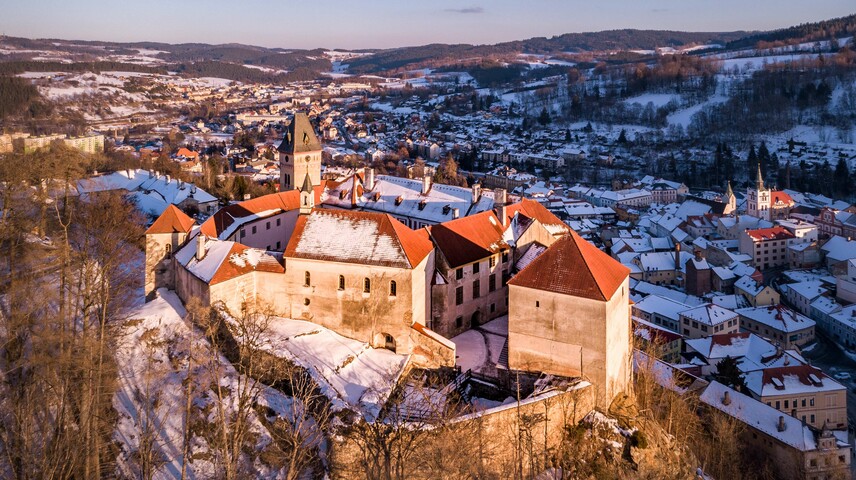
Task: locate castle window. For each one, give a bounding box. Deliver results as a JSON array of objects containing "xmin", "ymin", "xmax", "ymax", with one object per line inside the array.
[
  {"xmin": 240, "ymin": 229, "xmax": 246, "ymax": 238},
  {"xmin": 304, "ymin": 271, "xmax": 311, "ymax": 287},
  {"xmin": 473, "ymin": 280, "xmax": 480, "ymax": 299},
  {"xmin": 389, "ymin": 280, "xmax": 397, "ymax": 297},
  {"xmin": 536, "ymin": 300, "xmax": 540, "ymax": 308},
  {"xmin": 276, "ymin": 218, "xmax": 281, "ymax": 227},
  {"xmin": 456, "ymin": 268, "xmax": 463, "ymax": 280},
  {"xmin": 266, "ymin": 221, "xmax": 271, "ymax": 230},
  {"xmin": 276, "ymin": 241, "xmax": 281, "ymax": 250},
  {"xmin": 304, "ymin": 298, "xmax": 310, "ymax": 306},
  {"xmin": 165, "ymin": 243, "xmax": 172, "ymax": 258},
  {"xmin": 252, "ymin": 226, "xmax": 257, "ymax": 234},
  {"xmin": 489, "ymin": 274, "xmax": 496, "ymax": 292},
  {"xmin": 455, "ymin": 316, "xmax": 463, "ymax": 328},
  {"xmin": 489, "ymin": 256, "xmax": 496, "ymax": 268},
  {"xmin": 364, "ymin": 278, "xmax": 371, "ymax": 293},
  {"xmin": 455, "ymin": 286, "xmax": 463, "ymax": 305},
  {"xmin": 502, "ymin": 251, "xmax": 509, "ymax": 263},
  {"xmin": 473, "ymin": 262, "xmax": 480, "ymax": 274},
  {"xmin": 338, "ymin": 275, "xmax": 345, "ymax": 291}
]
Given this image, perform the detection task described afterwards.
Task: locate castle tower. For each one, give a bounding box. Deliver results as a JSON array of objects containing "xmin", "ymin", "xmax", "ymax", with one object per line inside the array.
[
  {"xmin": 299, "ymin": 173, "xmax": 314, "ymax": 215},
  {"xmin": 144, "ymin": 205, "xmax": 195, "ymax": 301},
  {"xmin": 746, "ymin": 162, "xmax": 771, "ymax": 221},
  {"xmin": 279, "ymin": 112, "xmax": 322, "ymax": 192}
]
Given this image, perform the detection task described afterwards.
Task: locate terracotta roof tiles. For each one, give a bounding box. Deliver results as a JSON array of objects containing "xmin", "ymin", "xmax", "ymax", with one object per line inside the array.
[
  {"xmin": 508, "ymin": 231, "xmax": 629, "ymax": 301},
  {"xmin": 145, "ymin": 204, "xmax": 195, "ymax": 235}
]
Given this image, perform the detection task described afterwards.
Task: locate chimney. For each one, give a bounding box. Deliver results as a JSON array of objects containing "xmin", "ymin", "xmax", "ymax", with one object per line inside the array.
[
  {"xmin": 496, "ymin": 188, "xmax": 508, "ymax": 227},
  {"xmin": 675, "ymin": 243, "xmax": 681, "ymax": 270},
  {"xmin": 452, "ymin": 207, "xmax": 460, "ymax": 219},
  {"xmin": 777, "ymin": 416, "xmax": 786, "ymax": 432},
  {"xmin": 422, "ymin": 174, "xmax": 432, "ymax": 195},
  {"xmin": 694, "ymin": 249, "xmax": 702, "ymax": 261},
  {"xmin": 471, "ymin": 183, "xmax": 482, "ymax": 204},
  {"xmin": 196, "ymin": 235, "xmax": 206, "ymax": 261},
  {"xmin": 365, "ymin": 168, "xmax": 375, "ymax": 191},
  {"xmin": 722, "ymin": 391, "xmax": 731, "ymax": 406},
  {"xmin": 165, "ymin": 174, "xmax": 171, "ymax": 184}
]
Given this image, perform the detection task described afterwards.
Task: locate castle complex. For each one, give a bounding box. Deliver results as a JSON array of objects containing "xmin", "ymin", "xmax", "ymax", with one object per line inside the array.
[{"xmin": 145, "ymin": 113, "xmax": 633, "ymax": 405}]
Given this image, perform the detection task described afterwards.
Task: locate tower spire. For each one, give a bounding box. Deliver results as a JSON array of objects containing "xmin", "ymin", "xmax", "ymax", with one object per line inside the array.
[
  {"xmin": 755, "ymin": 161, "xmax": 765, "ymax": 191},
  {"xmin": 299, "ymin": 173, "xmax": 314, "ymax": 215},
  {"xmin": 725, "ymin": 180, "xmax": 734, "ymax": 199}
]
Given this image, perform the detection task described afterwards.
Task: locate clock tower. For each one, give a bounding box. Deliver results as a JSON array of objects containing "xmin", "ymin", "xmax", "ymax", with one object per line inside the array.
[{"xmin": 278, "ymin": 112, "xmax": 322, "ymax": 192}]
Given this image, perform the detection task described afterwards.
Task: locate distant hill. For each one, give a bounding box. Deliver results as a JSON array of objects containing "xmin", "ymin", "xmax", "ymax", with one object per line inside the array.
[{"xmin": 1, "ymin": 13, "xmax": 855, "ymax": 79}]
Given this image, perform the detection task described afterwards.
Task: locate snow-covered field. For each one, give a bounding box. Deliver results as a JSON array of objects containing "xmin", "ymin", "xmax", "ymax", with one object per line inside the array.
[{"xmin": 624, "ymin": 93, "xmax": 680, "ymax": 108}]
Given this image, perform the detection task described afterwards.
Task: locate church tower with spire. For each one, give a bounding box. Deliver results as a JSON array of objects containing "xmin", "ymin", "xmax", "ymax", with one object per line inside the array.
[
  {"xmin": 723, "ymin": 180, "xmax": 737, "ymax": 215},
  {"xmin": 746, "ymin": 162, "xmax": 771, "ymax": 220},
  {"xmin": 279, "ymin": 112, "xmax": 322, "ymax": 192}
]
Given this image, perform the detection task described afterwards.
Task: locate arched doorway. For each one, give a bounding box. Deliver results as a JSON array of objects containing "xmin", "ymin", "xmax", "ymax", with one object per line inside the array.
[
  {"xmin": 377, "ymin": 333, "xmax": 396, "ymax": 353},
  {"xmin": 471, "ymin": 310, "xmax": 481, "ymax": 328}
]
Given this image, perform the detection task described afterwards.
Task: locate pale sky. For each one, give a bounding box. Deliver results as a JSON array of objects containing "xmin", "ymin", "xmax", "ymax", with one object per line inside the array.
[{"xmin": 1, "ymin": 1, "xmax": 853, "ymax": 50}]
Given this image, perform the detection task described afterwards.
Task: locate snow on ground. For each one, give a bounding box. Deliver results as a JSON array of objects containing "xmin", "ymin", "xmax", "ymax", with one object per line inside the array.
[
  {"xmin": 113, "ymin": 290, "xmax": 296, "ymax": 479},
  {"xmin": 258, "ymin": 317, "xmax": 409, "ymax": 421},
  {"xmin": 623, "ymin": 93, "xmax": 679, "ymax": 108},
  {"xmin": 667, "ymin": 94, "xmax": 728, "ymax": 127},
  {"xmin": 451, "ymin": 316, "xmax": 508, "ymax": 375}
]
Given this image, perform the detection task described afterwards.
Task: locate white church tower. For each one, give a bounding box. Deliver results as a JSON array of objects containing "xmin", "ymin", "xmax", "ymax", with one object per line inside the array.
[
  {"xmin": 279, "ymin": 112, "xmax": 322, "ymax": 192},
  {"xmin": 746, "ymin": 162, "xmax": 771, "ymax": 221}
]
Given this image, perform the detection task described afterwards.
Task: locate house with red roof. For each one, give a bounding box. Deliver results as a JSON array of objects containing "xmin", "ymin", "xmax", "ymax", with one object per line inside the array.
[
  {"xmin": 739, "ymin": 226, "xmax": 796, "ymax": 269},
  {"xmin": 427, "ymin": 210, "xmax": 511, "ymax": 338},
  {"xmin": 744, "ymin": 364, "xmax": 846, "ymax": 430},
  {"xmin": 507, "ymin": 231, "xmax": 632, "ymax": 405}
]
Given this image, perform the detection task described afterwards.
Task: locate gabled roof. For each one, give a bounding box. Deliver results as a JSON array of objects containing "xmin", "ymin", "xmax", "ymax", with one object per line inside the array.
[
  {"xmin": 504, "ymin": 198, "xmax": 568, "ymax": 236},
  {"xmin": 770, "ymin": 190, "xmax": 794, "ymax": 206},
  {"xmin": 199, "ymin": 185, "xmax": 324, "ymax": 239},
  {"xmin": 278, "ymin": 112, "xmax": 321, "ymax": 154},
  {"xmin": 145, "ymin": 204, "xmax": 195, "ymax": 235},
  {"xmin": 284, "ymin": 209, "xmax": 433, "ymax": 268},
  {"xmin": 175, "ymin": 239, "xmax": 284, "ymax": 286},
  {"xmin": 508, "ymin": 232, "xmax": 629, "ymax": 301},
  {"xmin": 428, "ymin": 210, "xmax": 508, "ymax": 268}
]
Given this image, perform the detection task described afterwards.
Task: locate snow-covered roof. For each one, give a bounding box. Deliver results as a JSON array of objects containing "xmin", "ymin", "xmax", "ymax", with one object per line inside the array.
[
  {"xmin": 633, "ymin": 294, "xmax": 691, "ymax": 322},
  {"xmin": 78, "ymin": 169, "xmax": 217, "ymax": 217},
  {"xmin": 679, "ymin": 303, "xmax": 738, "ymax": 326},
  {"xmin": 684, "ymin": 332, "xmax": 803, "ymax": 373},
  {"xmin": 735, "ymin": 305, "xmax": 815, "ymax": 333},
  {"xmin": 285, "ymin": 209, "xmax": 433, "ymax": 268},
  {"xmin": 744, "ymin": 365, "xmax": 844, "ymax": 399},
  {"xmin": 700, "ymin": 381, "xmax": 818, "ymax": 451}
]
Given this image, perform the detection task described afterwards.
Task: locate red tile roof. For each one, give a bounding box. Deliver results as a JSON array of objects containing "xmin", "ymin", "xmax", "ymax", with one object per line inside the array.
[
  {"xmin": 770, "ymin": 191, "xmax": 794, "ymax": 206},
  {"xmin": 761, "ymin": 365, "xmax": 832, "ymax": 389},
  {"xmin": 210, "ymin": 242, "xmax": 284, "ymax": 285},
  {"xmin": 504, "ymin": 198, "xmax": 568, "ymax": 232},
  {"xmin": 176, "ymin": 147, "xmax": 198, "ymax": 158},
  {"xmin": 199, "ymin": 185, "xmax": 325, "ymax": 238},
  {"xmin": 145, "ymin": 204, "xmax": 195, "ymax": 235},
  {"xmin": 428, "ymin": 210, "xmax": 508, "ymax": 268},
  {"xmin": 710, "ymin": 331, "xmax": 751, "ymax": 346},
  {"xmin": 745, "ymin": 226, "xmax": 795, "ymax": 242},
  {"xmin": 508, "ymin": 231, "xmax": 630, "ymax": 301}
]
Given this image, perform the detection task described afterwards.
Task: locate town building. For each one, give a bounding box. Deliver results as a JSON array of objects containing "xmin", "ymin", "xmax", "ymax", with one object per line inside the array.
[
  {"xmin": 739, "ymin": 226, "xmax": 795, "ymax": 270},
  {"xmin": 735, "ymin": 305, "xmax": 815, "ymax": 349},
  {"xmin": 678, "ymin": 303, "xmax": 740, "ymax": 338}
]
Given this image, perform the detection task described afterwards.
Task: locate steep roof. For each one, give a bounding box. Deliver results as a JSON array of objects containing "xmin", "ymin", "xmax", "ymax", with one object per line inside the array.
[
  {"xmin": 771, "ymin": 190, "xmax": 794, "ymax": 206},
  {"xmin": 175, "ymin": 239, "xmax": 284, "ymax": 286},
  {"xmin": 504, "ymin": 198, "xmax": 568, "ymax": 236},
  {"xmin": 199, "ymin": 186, "xmax": 324, "ymax": 239},
  {"xmin": 284, "ymin": 209, "xmax": 433, "ymax": 268},
  {"xmin": 278, "ymin": 112, "xmax": 321, "ymax": 154},
  {"xmin": 508, "ymin": 231, "xmax": 629, "ymax": 301},
  {"xmin": 428, "ymin": 210, "xmax": 508, "ymax": 268},
  {"xmin": 145, "ymin": 204, "xmax": 195, "ymax": 235}
]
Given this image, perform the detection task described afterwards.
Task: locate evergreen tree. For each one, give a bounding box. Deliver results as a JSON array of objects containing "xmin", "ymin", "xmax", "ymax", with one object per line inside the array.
[
  {"xmin": 757, "ymin": 141, "xmax": 770, "ymax": 180},
  {"xmin": 538, "ymin": 107, "xmax": 551, "ymax": 126},
  {"xmin": 747, "ymin": 145, "xmax": 757, "ymax": 180},
  {"xmin": 617, "ymin": 129, "xmax": 628, "ymax": 145},
  {"xmin": 714, "ymin": 356, "xmax": 746, "ymax": 392},
  {"xmin": 833, "ymin": 157, "xmax": 851, "ymax": 199}
]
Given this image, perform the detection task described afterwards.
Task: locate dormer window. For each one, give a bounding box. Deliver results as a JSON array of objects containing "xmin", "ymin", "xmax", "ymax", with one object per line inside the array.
[
  {"xmin": 395, "ymin": 195, "xmax": 403, "ymax": 206},
  {"xmin": 418, "ymin": 199, "xmax": 427, "ymax": 211}
]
